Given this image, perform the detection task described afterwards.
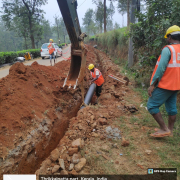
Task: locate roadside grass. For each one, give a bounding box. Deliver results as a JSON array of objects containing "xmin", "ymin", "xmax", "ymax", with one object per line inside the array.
[{"xmin": 118, "ymin": 63, "xmax": 180, "ymax": 178}]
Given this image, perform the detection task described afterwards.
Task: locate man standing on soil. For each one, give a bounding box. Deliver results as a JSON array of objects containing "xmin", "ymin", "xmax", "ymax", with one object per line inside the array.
[
  {"xmin": 147, "ymin": 25, "xmax": 180, "ymax": 137},
  {"xmin": 88, "ymin": 64, "xmax": 104, "ymax": 103},
  {"xmin": 48, "ymin": 39, "xmax": 55, "ymax": 66}
]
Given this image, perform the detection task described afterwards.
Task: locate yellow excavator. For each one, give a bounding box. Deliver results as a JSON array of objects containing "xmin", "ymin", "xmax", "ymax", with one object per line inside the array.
[{"xmin": 57, "ymin": 0, "xmax": 87, "ymax": 89}]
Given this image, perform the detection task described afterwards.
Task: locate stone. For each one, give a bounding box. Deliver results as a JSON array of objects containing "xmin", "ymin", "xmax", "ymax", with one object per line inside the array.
[
  {"xmin": 69, "ymin": 169, "xmax": 78, "ymax": 175},
  {"xmin": 100, "ymin": 135, "xmax": 105, "ymax": 140},
  {"xmin": 71, "ymin": 154, "xmax": 80, "ymax": 164},
  {"xmin": 99, "ymin": 118, "xmax": 107, "ymax": 125},
  {"xmin": 59, "ymin": 159, "xmax": 65, "ymax": 170},
  {"xmin": 52, "ymin": 165, "xmax": 60, "ymax": 174},
  {"xmin": 50, "ymin": 148, "xmax": 60, "ymax": 162},
  {"xmin": 74, "ymin": 158, "xmax": 86, "ymax": 172},
  {"xmin": 92, "ymin": 122, "xmax": 97, "ymax": 129},
  {"xmin": 72, "ymin": 138, "xmax": 84, "ymax": 149},
  {"xmin": 68, "ymin": 147, "xmax": 78, "ymax": 156},
  {"xmin": 92, "ymin": 132, "xmax": 99, "ymax": 137},
  {"xmin": 121, "ymin": 137, "xmax": 129, "ymax": 147},
  {"xmin": 60, "ymin": 170, "xmax": 68, "ymax": 175},
  {"xmin": 69, "ymin": 163, "xmax": 74, "ymax": 171},
  {"xmin": 145, "ymin": 149, "xmax": 152, "ymax": 155},
  {"xmin": 101, "ymin": 93, "xmax": 111, "ymax": 100}
]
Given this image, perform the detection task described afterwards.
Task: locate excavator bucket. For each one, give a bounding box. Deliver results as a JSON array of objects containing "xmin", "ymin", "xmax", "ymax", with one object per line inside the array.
[
  {"xmin": 63, "ymin": 48, "xmax": 86, "ymax": 89},
  {"xmin": 57, "ymin": 0, "xmax": 87, "ymax": 89}
]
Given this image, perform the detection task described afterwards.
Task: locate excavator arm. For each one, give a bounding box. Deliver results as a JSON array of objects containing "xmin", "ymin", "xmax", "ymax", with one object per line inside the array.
[{"xmin": 57, "ymin": 0, "xmax": 87, "ymax": 89}]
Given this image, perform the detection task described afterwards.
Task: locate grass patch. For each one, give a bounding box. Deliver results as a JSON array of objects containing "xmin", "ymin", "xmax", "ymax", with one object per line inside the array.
[{"xmin": 118, "ymin": 61, "xmax": 180, "ymax": 178}]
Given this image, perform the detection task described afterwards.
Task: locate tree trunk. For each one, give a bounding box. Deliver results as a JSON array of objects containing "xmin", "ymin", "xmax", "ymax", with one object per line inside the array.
[
  {"xmin": 24, "ymin": 36, "xmax": 28, "ymax": 50},
  {"xmin": 28, "ymin": 16, "xmax": 35, "ymax": 49},
  {"xmin": 64, "ymin": 35, "xmax": 65, "ymax": 43},
  {"xmin": 127, "ymin": 0, "xmax": 130, "ymax": 27},
  {"xmin": 104, "ymin": 0, "xmax": 106, "ymax": 33}
]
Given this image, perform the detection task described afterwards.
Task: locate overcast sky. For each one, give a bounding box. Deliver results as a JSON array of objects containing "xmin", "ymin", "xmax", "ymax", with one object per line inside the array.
[
  {"xmin": 42, "ymin": 0, "xmax": 127, "ymax": 27},
  {"xmin": 0, "ymin": 0, "xmax": 127, "ymax": 27}
]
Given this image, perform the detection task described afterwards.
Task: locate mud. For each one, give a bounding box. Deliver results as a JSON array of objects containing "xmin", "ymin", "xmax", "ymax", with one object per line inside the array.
[{"xmin": 0, "ymin": 45, "xmax": 130, "ymax": 178}]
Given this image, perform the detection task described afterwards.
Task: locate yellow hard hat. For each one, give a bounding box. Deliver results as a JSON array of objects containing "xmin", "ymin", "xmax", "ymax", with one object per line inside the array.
[
  {"xmin": 88, "ymin": 64, "xmax": 94, "ymax": 70},
  {"xmin": 49, "ymin": 39, "xmax": 53, "ymax": 42},
  {"xmin": 164, "ymin": 25, "xmax": 180, "ymax": 38}
]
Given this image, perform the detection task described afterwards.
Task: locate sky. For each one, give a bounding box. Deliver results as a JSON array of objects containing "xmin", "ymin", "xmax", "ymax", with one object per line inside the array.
[
  {"xmin": 41, "ymin": 0, "xmax": 127, "ymax": 27},
  {"xmin": 0, "ymin": 0, "xmax": 127, "ymax": 27}
]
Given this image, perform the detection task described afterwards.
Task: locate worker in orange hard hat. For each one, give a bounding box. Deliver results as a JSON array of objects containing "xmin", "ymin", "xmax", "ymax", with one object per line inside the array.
[
  {"xmin": 48, "ymin": 39, "xmax": 55, "ymax": 66},
  {"xmin": 147, "ymin": 25, "xmax": 180, "ymax": 138},
  {"xmin": 88, "ymin": 64, "xmax": 104, "ymax": 103}
]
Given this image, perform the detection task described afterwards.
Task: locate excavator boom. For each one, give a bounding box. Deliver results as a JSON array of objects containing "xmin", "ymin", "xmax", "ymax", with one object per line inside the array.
[{"xmin": 57, "ymin": 0, "xmax": 87, "ymax": 89}]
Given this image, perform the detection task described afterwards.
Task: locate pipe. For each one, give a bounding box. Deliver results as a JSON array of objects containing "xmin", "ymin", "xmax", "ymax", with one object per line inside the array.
[{"xmin": 80, "ymin": 83, "xmax": 96, "ymax": 109}]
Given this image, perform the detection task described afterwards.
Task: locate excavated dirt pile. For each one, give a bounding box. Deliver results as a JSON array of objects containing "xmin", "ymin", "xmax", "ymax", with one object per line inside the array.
[{"xmin": 0, "ymin": 45, "xmax": 134, "ymax": 178}]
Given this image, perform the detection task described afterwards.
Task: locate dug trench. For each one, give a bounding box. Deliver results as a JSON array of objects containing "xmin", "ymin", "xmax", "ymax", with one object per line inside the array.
[{"xmin": 0, "ymin": 45, "xmax": 164, "ymax": 178}]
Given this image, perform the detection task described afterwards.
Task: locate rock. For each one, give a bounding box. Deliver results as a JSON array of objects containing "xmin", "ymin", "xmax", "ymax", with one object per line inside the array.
[
  {"xmin": 121, "ymin": 137, "xmax": 129, "ymax": 147},
  {"xmin": 101, "ymin": 93, "xmax": 111, "ymax": 100},
  {"xmin": 72, "ymin": 138, "xmax": 84, "ymax": 149},
  {"xmin": 92, "ymin": 122, "xmax": 97, "ymax": 128},
  {"xmin": 112, "ymin": 143, "xmax": 118, "ymax": 148},
  {"xmin": 50, "ymin": 148, "xmax": 60, "ymax": 162},
  {"xmin": 92, "ymin": 132, "xmax": 99, "ymax": 137},
  {"xmin": 71, "ymin": 154, "xmax": 80, "ymax": 164},
  {"xmin": 74, "ymin": 158, "xmax": 86, "ymax": 172},
  {"xmin": 99, "ymin": 118, "xmax": 107, "ymax": 125},
  {"xmin": 115, "ymin": 161, "xmax": 119, "ymax": 164},
  {"xmin": 69, "ymin": 169, "xmax": 78, "ymax": 175},
  {"xmin": 41, "ymin": 159, "xmax": 51, "ymax": 169},
  {"xmin": 52, "ymin": 165, "xmax": 60, "ymax": 174},
  {"xmin": 145, "ymin": 149, "xmax": 152, "ymax": 155},
  {"xmin": 69, "ymin": 163, "xmax": 74, "ymax": 171},
  {"xmin": 102, "ymin": 154, "xmax": 110, "ymax": 160},
  {"xmin": 100, "ymin": 135, "xmax": 105, "ymax": 140},
  {"xmin": 60, "ymin": 170, "xmax": 68, "ymax": 175},
  {"xmin": 59, "ymin": 159, "xmax": 65, "ymax": 170},
  {"xmin": 90, "ymin": 115, "xmax": 95, "ymax": 121},
  {"xmin": 68, "ymin": 147, "xmax": 79, "ymax": 156}
]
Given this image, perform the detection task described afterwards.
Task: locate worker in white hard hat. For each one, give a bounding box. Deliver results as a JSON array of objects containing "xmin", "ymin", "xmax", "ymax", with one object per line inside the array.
[
  {"xmin": 147, "ymin": 25, "xmax": 180, "ymax": 138},
  {"xmin": 48, "ymin": 39, "xmax": 55, "ymax": 66},
  {"xmin": 88, "ymin": 64, "xmax": 104, "ymax": 103}
]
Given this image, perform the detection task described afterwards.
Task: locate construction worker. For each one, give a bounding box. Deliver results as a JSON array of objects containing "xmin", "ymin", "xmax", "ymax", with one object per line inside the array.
[
  {"xmin": 48, "ymin": 39, "xmax": 55, "ymax": 66},
  {"xmin": 147, "ymin": 25, "xmax": 180, "ymax": 137},
  {"xmin": 88, "ymin": 64, "xmax": 104, "ymax": 103},
  {"xmin": 24, "ymin": 52, "xmax": 31, "ymax": 61}
]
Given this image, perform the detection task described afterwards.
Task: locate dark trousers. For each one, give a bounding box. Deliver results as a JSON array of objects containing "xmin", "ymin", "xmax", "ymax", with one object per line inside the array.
[{"xmin": 96, "ymin": 84, "xmax": 103, "ymax": 97}]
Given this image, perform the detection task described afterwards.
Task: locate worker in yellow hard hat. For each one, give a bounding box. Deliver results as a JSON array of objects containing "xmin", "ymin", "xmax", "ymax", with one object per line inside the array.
[
  {"xmin": 88, "ymin": 64, "xmax": 104, "ymax": 103},
  {"xmin": 48, "ymin": 39, "xmax": 55, "ymax": 66},
  {"xmin": 147, "ymin": 25, "xmax": 180, "ymax": 138}
]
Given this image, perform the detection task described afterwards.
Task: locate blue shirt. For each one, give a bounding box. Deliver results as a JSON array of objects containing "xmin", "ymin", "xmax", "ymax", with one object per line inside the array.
[{"xmin": 151, "ymin": 43, "xmax": 178, "ymax": 87}]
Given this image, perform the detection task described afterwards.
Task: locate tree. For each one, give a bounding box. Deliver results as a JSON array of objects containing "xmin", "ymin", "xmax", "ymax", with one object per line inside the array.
[
  {"xmin": 1, "ymin": 0, "xmax": 48, "ymax": 49},
  {"xmin": 41, "ymin": 20, "xmax": 52, "ymax": 43},
  {"xmin": 93, "ymin": 0, "xmax": 115, "ymax": 33},
  {"xmin": 117, "ymin": 0, "xmax": 130, "ymax": 27},
  {"xmin": 94, "ymin": 1, "xmax": 115, "ymax": 33},
  {"xmin": 83, "ymin": 9, "xmax": 94, "ymax": 34},
  {"xmin": 114, "ymin": 22, "xmax": 120, "ymax": 29}
]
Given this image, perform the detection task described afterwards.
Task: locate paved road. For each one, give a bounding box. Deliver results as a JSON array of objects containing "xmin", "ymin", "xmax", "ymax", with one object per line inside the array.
[{"xmin": 0, "ymin": 46, "xmax": 71, "ymax": 79}]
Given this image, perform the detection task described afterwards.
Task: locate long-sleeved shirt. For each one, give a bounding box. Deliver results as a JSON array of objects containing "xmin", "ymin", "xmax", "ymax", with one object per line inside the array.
[{"xmin": 151, "ymin": 43, "xmax": 178, "ymax": 87}]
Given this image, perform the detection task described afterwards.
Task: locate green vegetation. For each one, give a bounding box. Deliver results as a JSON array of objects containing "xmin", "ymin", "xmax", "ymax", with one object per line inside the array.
[
  {"xmin": 58, "ymin": 43, "xmax": 66, "ymax": 48},
  {"xmin": 0, "ymin": 49, "xmax": 40, "ymax": 65},
  {"xmin": 129, "ymin": 0, "xmax": 180, "ymax": 86}
]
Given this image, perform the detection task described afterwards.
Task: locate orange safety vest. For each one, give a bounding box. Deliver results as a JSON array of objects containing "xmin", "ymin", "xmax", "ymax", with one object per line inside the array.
[
  {"xmin": 90, "ymin": 68, "xmax": 104, "ymax": 86},
  {"xmin": 48, "ymin": 43, "xmax": 55, "ymax": 55},
  {"xmin": 150, "ymin": 44, "xmax": 180, "ymax": 90}
]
